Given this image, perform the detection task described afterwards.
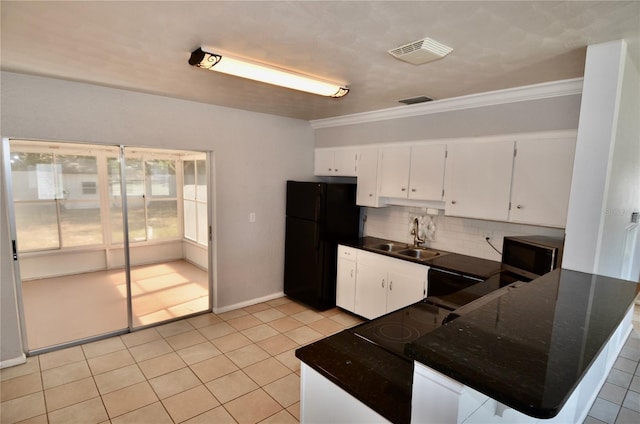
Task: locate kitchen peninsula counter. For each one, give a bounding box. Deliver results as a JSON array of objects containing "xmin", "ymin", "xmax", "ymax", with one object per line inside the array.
[{"xmin": 296, "ymin": 268, "xmax": 639, "ymax": 423}]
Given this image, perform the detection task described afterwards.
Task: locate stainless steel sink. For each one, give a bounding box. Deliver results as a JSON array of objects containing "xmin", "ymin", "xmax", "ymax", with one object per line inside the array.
[
  {"xmin": 396, "ymin": 248, "xmax": 442, "ymax": 260},
  {"xmin": 367, "ymin": 242, "xmax": 407, "ymax": 253},
  {"xmin": 365, "ymin": 240, "xmax": 448, "ymax": 261}
]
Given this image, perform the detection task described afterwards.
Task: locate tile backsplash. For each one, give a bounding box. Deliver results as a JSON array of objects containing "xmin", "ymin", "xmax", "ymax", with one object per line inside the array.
[{"xmin": 363, "ymin": 206, "xmax": 565, "ymax": 261}]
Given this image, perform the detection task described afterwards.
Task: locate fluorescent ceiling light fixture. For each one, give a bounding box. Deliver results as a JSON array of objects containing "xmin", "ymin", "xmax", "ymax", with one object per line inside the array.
[{"xmin": 188, "ymin": 47, "xmax": 349, "ymax": 98}]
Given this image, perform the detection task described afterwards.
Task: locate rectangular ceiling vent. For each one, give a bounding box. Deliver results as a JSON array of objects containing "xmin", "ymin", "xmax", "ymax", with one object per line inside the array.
[
  {"xmin": 388, "ymin": 37, "xmax": 453, "ymax": 65},
  {"xmin": 399, "ymin": 96, "xmax": 433, "ymax": 105}
]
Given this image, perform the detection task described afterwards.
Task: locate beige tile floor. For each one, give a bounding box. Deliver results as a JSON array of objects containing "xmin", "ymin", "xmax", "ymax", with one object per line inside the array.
[
  {"xmin": 0, "ymin": 297, "xmax": 363, "ymax": 424},
  {"xmin": 22, "ymin": 260, "xmax": 209, "ymax": 350},
  {"xmin": 3, "ymin": 298, "xmax": 638, "ymax": 424}
]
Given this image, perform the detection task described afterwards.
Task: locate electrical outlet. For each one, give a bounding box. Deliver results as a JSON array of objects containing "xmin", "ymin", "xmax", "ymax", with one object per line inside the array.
[{"xmin": 482, "ymin": 231, "xmax": 493, "ymax": 239}]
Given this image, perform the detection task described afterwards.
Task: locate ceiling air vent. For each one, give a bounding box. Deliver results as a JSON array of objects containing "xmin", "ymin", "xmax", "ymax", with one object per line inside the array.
[
  {"xmin": 388, "ymin": 38, "xmax": 453, "ymax": 65},
  {"xmin": 399, "ymin": 96, "xmax": 433, "ymax": 105}
]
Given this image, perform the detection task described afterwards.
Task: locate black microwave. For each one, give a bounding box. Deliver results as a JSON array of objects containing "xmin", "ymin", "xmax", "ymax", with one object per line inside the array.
[{"xmin": 501, "ymin": 235, "xmax": 564, "ymax": 280}]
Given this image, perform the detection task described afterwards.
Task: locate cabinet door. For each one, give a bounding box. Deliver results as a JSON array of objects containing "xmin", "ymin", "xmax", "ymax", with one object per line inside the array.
[
  {"xmin": 408, "ymin": 144, "xmax": 447, "ymax": 200},
  {"xmin": 386, "ymin": 263, "xmax": 427, "ymax": 313},
  {"xmin": 336, "ymin": 258, "xmax": 357, "ymax": 312},
  {"xmin": 314, "ymin": 150, "xmax": 335, "ymax": 176},
  {"xmin": 354, "ymin": 257, "xmax": 388, "ymax": 320},
  {"xmin": 356, "ymin": 148, "xmax": 382, "ymax": 207},
  {"xmin": 333, "ymin": 149, "xmax": 358, "ymax": 177},
  {"xmin": 379, "ymin": 146, "xmax": 411, "ymax": 198},
  {"xmin": 444, "ymin": 141, "xmax": 515, "ymax": 221},
  {"xmin": 510, "ymin": 138, "xmax": 576, "ymax": 227}
]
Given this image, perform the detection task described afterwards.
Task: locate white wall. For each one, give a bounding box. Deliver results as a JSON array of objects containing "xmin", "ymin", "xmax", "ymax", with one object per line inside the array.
[
  {"xmin": 1, "ymin": 72, "xmax": 314, "ymax": 363},
  {"xmin": 314, "ymin": 95, "xmax": 581, "ymax": 147},
  {"xmin": 563, "ymin": 40, "xmax": 640, "ymax": 282}
]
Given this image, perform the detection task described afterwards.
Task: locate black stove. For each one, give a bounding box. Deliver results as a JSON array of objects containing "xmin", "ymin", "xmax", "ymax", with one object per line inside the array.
[{"xmin": 350, "ymin": 302, "xmax": 452, "ymax": 359}]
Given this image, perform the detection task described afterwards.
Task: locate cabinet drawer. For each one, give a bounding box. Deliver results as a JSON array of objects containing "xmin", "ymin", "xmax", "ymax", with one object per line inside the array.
[{"xmin": 338, "ymin": 245, "xmax": 358, "ymax": 260}]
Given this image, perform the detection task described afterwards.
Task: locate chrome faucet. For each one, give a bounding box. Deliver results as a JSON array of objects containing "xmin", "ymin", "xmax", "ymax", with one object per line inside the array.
[{"xmin": 411, "ymin": 217, "xmax": 425, "ymax": 247}]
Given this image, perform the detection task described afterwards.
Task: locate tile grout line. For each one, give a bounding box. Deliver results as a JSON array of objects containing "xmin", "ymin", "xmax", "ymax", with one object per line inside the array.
[{"xmin": 2, "ymin": 300, "xmax": 361, "ymax": 423}]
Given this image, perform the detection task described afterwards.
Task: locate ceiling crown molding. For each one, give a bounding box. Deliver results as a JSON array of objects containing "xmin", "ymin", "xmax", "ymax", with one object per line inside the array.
[{"xmin": 310, "ymin": 78, "xmax": 584, "ymax": 129}]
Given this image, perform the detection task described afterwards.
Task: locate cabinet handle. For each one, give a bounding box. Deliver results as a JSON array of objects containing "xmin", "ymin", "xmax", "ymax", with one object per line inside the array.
[
  {"xmin": 335, "ymin": 168, "xmax": 339, "ymax": 172},
  {"xmin": 350, "ymin": 270, "xmax": 353, "ymax": 278},
  {"xmin": 328, "ymin": 168, "xmax": 332, "ymax": 171},
  {"xmin": 517, "ymin": 204, "xmax": 523, "ymax": 209},
  {"xmin": 451, "ymin": 200, "xmax": 457, "ymax": 205},
  {"xmin": 390, "ymin": 281, "xmax": 393, "ymax": 291},
  {"xmin": 401, "ymin": 188, "xmax": 406, "ymax": 192},
  {"xmin": 411, "ymin": 189, "xmax": 416, "ymax": 192},
  {"xmin": 381, "ymin": 279, "xmax": 385, "ymax": 288},
  {"xmin": 369, "ymin": 193, "xmax": 373, "ymax": 197}
]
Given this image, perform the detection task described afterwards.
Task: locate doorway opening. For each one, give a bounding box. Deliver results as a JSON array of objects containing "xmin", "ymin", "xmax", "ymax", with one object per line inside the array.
[{"xmin": 4, "ymin": 140, "xmax": 213, "ymax": 353}]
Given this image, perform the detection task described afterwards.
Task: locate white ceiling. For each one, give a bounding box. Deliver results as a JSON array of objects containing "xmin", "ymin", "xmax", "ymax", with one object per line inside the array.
[{"xmin": 2, "ymin": 1, "xmax": 639, "ymax": 121}]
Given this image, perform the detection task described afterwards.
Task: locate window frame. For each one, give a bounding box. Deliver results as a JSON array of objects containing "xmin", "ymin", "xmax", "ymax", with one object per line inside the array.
[{"xmin": 9, "ymin": 141, "xmax": 189, "ymax": 254}]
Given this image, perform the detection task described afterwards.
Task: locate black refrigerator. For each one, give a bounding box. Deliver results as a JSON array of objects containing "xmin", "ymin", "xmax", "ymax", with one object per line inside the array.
[{"xmin": 284, "ymin": 181, "xmax": 361, "ymax": 310}]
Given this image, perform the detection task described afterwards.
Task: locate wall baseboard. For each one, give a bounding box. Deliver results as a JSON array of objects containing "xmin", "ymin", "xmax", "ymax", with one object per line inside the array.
[
  {"xmin": 0, "ymin": 353, "xmax": 26, "ymax": 370},
  {"xmin": 214, "ymin": 292, "xmax": 286, "ymax": 314}
]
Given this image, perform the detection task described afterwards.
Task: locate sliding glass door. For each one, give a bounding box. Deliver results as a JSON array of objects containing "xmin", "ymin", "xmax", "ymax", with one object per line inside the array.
[
  {"xmin": 4, "ymin": 139, "xmax": 211, "ymax": 353},
  {"xmin": 118, "ymin": 148, "xmax": 210, "ymax": 327}
]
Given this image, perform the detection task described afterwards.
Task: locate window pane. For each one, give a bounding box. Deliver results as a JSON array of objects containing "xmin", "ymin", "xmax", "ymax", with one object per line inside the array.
[
  {"xmin": 196, "ymin": 159, "xmax": 207, "ymax": 202},
  {"xmin": 110, "ymin": 200, "xmax": 124, "ymax": 245},
  {"xmin": 15, "ymin": 203, "xmax": 59, "ymax": 251},
  {"xmin": 107, "ymin": 157, "xmax": 122, "ymax": 198},
  {"xmin": 57, "ymin": 154, "xmax": 99, "ymax": 201},
  {"xmin": 146, "ymin": 160, "xmax": 176, "ymax": 198},
  {"xmin": 10, "ymin": 152, "xmax": 57, "ymax": 201},
  {"xmin": 184, "ymin": 200, "xmax": 197, "ymax": 241},
  {"xmin": 147, "ymin": 200, "xmax": 178, "ymax": 240},
  {"xmin": 125, "ymin": 159, "xmax": 145, "ymax": 197},
  {"xmin": 126, "ymin": 197, "xmax": 147, "ymax": 242},
  {"xmin": 183, "ymin": 160, "xmax": 196, "ymax": 200},
  {"xmin": 112, "ymin": 197, "xmax": 147, "ymax": 244},
  {"xmin": 59, "ymin": 202, "xmax": 103, "ymax": 247},
  {"xmin": 108, "ymin": 157, "xmax": 144, "ymax": 197},
  {"xmin": 197, "ymin": 202, "xmax": 208, "ymax": 245}
]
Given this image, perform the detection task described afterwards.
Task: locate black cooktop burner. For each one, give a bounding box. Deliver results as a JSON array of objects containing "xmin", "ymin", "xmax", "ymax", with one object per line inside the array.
[
  {"xmin": 350, "ymin": 302, "xmax": 452, "ymax": 359},
  {"xmin": 372, "ymin": 323, "xmax": 420, "ymax": 342}
]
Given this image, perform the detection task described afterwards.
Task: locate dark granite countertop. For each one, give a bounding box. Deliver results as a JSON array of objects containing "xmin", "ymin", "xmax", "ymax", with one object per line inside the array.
[
  {"xmin": 342, "ymin": 236, "xmax": 503, "ymax": 279},
  {"xmin": 406, "ymin": 268, "xmax": 639, "ymax": 418},
  {"xmin": 297, "ymin": 267, "xmax": 638, "ymax": 422},
  {"xmin": 295, "ymin": 330, "xmax": 413, "ymax": 424}
]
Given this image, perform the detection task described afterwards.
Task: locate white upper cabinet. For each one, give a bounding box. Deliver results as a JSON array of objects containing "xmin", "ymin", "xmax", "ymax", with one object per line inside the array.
[
  {"xmin": 509, "ymin": 137, "xmax": 576, "ymax": 227},
  {"xmin": 379, "ymin": 146, "xmax": 411, "ymax": 198},
  {"xmin": 444, "ymin": 140, "xmax": 515, "ymax": 221},
  {"xmin": 314, "ymin": 148, "xmax": 358, "ymax": 176},
  {"xmin": 379, "ymin": 144, "xmax": 446, "ymax": 201},
  {"xmin": 408, "ymin": 144, "xmax": 447, "ymax": 200},
  {"xmin": 356, "ymin": 147, "xmax": 382, "ymax": 207}
]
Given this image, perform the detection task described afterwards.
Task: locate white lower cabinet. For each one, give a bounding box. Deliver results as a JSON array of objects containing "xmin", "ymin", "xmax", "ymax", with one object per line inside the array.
[
  {"xmin": 336, "ymin": 245, "xmax": 358, "ymax": 311},
  {"xmin": 352, "ymin": 249, "xmax": 428, "ymax": 320},
  {"xmin": 353, "ymin": 258, "xmax": 389, "ymax": 319},
  {"xmin": 300, "ymin": 364, "xmax": 390, "ymax": 423}
]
